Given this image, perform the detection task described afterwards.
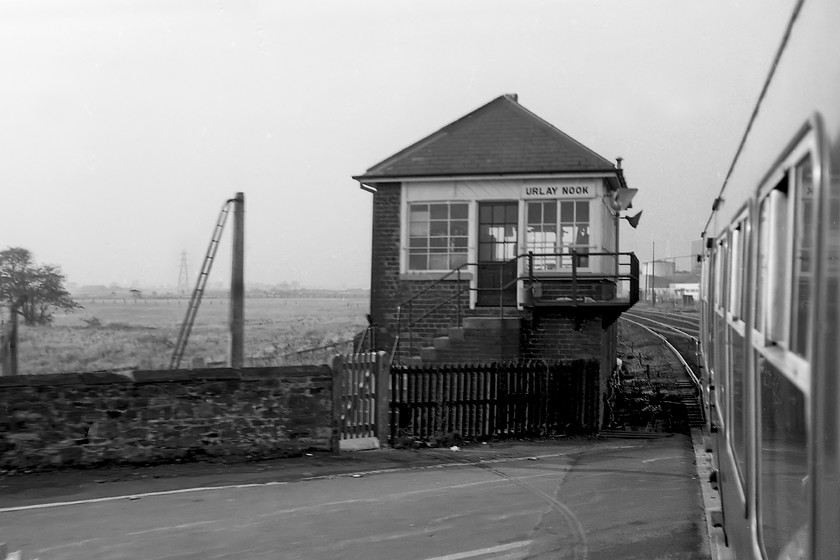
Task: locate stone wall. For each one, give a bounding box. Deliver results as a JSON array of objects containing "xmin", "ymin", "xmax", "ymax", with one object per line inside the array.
[{"xmin": 0, "ymin": 366, "xmax": 333, "ymax": 472}]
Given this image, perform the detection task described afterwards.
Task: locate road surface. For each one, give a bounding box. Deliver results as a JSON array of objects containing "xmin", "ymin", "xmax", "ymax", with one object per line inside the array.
[{"xmin": 1, "ymin": 435, "xmax": 707, "ymax": 559}]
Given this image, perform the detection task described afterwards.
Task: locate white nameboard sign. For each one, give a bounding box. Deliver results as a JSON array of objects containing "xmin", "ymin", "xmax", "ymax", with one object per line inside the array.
[{"xmin": 522, "ymin": 185, "xmax": 594, "ymax": 198}]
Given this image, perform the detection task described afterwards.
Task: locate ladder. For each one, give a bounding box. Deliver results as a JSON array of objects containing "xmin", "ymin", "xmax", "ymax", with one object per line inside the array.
[{"xmin": 169, "ymin": 199, "xmax": 235, "ymax": 369}]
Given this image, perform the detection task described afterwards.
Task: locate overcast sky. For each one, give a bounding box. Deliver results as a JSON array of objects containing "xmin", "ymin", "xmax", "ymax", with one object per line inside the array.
[{"xmin": 0, "ymin": 0, "xmax": 795, "ymax": 290}]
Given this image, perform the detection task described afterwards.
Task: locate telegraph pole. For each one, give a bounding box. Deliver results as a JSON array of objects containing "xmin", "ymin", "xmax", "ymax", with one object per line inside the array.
[
  {"xmin": 229, "ymin": 192, "xmax": 245, "ymax": 368},
  {"xmin": 651, "ymin": 241, "xmax": 656, "ymax": 307}
]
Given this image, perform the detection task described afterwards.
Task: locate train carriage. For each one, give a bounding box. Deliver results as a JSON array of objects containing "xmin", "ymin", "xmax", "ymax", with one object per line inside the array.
[{"xmin": 698, "ymin": 0, "xmax": 840, "ymax": 558}]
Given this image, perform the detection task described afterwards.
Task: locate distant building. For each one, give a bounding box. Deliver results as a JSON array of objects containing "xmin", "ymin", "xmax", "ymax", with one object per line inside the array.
[{"xmin": 354, "ymin": 94, "xmax": 640, "ymax": 426}]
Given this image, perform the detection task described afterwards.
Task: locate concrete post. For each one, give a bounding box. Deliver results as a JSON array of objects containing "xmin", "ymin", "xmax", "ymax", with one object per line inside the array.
[{"xmin": 229, "ymin": 192, "xmax": 245, "ymax": 368}]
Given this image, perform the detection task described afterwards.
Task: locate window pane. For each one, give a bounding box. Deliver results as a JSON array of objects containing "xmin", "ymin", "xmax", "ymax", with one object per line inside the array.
[
  {"xmin": 449, "ymin": 253, "xmax": 468, "ymax": 269},
  {"xmin": 527, "ymin": 202, "xmax": 542, "ymax": 224},
  {"xmin": 430, "ymin": 221, "xmax": 448, "ymax": 236},
  {"xmin": 430, "ymin": 204, "xmax": 448, "ymax": 219},
  {"xmin": 576, "ymin": 201, "xmax": 589, "ymax": 222},
  {"xmin": 544, "ymin": 201, "xmax": 556, "ymax": 223},
  {"xmin": 767, "ymin": 186, "xmax": 789, "ymax": 343},
  {"xmin": 792, "ymin": 155, "xmax": 814, "ymax": 356},
  {"xmin": 575, "ymin": 225, "xmax": 589, "ymax": 246},
  {"xmin": 506, "ymin": 203, "xmax": 518, "ymax": 223},
  {"xmin": 409, "ymin": 237, "xmax": 427, "ymax": 248},
  {"xmin": 429, "ymin": 254, "xmax": 448, "ymax": 270},
  {"xmin": 450, "ymin": 203, "xmax": 468, "ymax": 220},
  {"xmin": 429, "ymin": 237, "xmax": 447, "ymax": 248},
  {"xmin": 561, "ymin": 225, "xmax": 574, "ymax": 245},
  {"xmin": 493, "ymin": 205, "xmax": 505, "ymax": 223},
  {"xmin": 758, "ymin": 355, "xmax": 809, "ymax": 559},
  {"xmin": 452, "ymin": 237, "xmax": 468, "ymax": 249},
  {"xmin": 410, "ymin": 204, "xmax": 428, "ymax": 218},
  {"xmin": 450, "ymin": 220, "xmax": 468, "ymax": 236},
  {"xmin": 479, "ymin": 204, "xmax": 492, "ymax": 222},
  {"xmin": 560, "ymin": 201, "xmax": 574, "ymax": 222},
  {"xmin": 731, "ymin": 329, "xmax": 747, "ymax": 482},
  {"xmin": 409, "ymin": 254, "xmax": 427, "ymax": 270},
  {"xmin": 756, "ymin": 198, "xmax": 770, "ymax": 330},
  {"xmin": 410, "ymin": 221, "xmax": 429, "ymax": 236}
]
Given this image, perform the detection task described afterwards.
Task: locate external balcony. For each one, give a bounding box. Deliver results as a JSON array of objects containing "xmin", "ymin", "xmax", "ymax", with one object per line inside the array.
[{"xmin": 520, "ymin": 250, "xmax": 640, "ymax": 311}]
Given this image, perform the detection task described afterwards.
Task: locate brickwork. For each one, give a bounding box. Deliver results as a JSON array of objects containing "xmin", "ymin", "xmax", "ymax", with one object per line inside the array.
[
  {"xmin": 428, "ymin": 321, "xmax": 521, "ymax": 364},
  {"xmin": 369, "ymin": 182, "xmax": 402, "ymax": 344},
  {"xmin": 0, "ymin": 366, "xmax": 333, "ymax": 472}
]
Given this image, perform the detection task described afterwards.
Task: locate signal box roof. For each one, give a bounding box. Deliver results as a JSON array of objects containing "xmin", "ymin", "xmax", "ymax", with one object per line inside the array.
[{"xmin": 354, "ymin": 94, "xmax": 622, "ymax": 183}]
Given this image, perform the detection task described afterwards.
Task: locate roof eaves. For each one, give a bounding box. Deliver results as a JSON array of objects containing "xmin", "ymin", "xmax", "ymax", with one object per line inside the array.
[{"xmin": 352, "ymin": 168, "xmax": 623, "ymax": 183}]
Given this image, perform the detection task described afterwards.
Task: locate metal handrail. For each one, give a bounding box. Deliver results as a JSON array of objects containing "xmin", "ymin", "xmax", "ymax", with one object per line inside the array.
[{"xmin": 390, "ymin": 251, "xmax": 639, "ymax": 361}]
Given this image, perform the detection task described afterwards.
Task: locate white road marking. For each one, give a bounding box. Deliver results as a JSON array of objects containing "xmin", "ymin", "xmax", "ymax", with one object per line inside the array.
[
  {"xmin": 0, "ymin": 481, "xmax": 287, "ymax": 513},
  {"xmin": 422, "ymin": 540, "xmax": 530, "ymax": 560},
  {"xmin": 641, "ymin": 455, "xmax": 685, "ymax": 464},
  {"xmin": 2, "ymin": 445, "xmax": 636, "ymax": 514}
]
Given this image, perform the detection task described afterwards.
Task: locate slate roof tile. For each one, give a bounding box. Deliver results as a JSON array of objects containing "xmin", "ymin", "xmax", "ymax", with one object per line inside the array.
[{"xmin": 354, "ymin": 94, "xmax": 618, "ymax": 181}]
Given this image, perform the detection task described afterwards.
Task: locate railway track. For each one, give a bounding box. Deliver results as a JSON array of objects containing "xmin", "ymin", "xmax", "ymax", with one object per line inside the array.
[
  {"xmin": 623, "ymin": 308, "xmax": 700, "ymax": 339},
  {"xmin": 619, "ymin": 309, "xmax": 705, "ymax": 428}
]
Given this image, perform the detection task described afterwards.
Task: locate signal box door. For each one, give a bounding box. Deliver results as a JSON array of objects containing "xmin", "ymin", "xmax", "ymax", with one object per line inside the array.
[{"xmin": 477, "ymin": 202, "xmax": 518, "ymax": 306}]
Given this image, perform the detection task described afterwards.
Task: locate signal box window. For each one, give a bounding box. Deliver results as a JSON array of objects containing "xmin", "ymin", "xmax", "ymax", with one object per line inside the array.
[
  {"xmin": 526, "ymin": 200, "xmax": 590, "ymax": 269},
  {"xmin": 408, "ymin": 202, "xmax": 469, "ymax": 271}
]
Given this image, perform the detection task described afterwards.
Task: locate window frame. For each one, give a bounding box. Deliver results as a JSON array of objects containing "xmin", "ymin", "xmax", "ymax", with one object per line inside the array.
[
  {"xmin": 525, "ymin": 199, "xmax": 591, "ymax": 270},
  {"xmin": 405, "ymin": 200, "xmax": 470, "ymax": 273}
]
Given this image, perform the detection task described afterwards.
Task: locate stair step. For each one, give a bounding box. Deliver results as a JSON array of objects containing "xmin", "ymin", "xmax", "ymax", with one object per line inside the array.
[
  {"xmin": 447, "ymin": 327, "xmax": 465, "ymax": 342},
  {"xmin": 420, "ymin": 346, "xmax": 437, "ymax": 362},
  {"xmin": 432, "ymin": 336, "xmax": 450, "ymax": 350}
]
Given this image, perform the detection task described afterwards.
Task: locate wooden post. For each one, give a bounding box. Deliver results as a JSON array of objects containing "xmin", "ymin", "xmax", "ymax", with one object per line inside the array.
[
  {"xmin": 1, "ymin": 299, "xmax": 20, "ymax": 377},
  {"xmin": 8, "ymin": 310, "xmax": 17, "ymax": 376},
  {"xmin": 375, "ymin": 351, "xmax": 391, "ymax": 446},
  {"xmin": 229, "ymin": 192, "xmax": 245, "ymax": 368},
  {"xmin": 331, "ymin": 355, "xmax": 344, "ymax": 452}
]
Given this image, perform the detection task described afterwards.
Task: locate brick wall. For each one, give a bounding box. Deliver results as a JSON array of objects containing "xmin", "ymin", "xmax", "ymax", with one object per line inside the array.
[
  {"xmin": 370, "ymin": 182, "xmax": 402, "ymax": 346},
  {"xmin": 520, "ymin": 309, "xmax": 619, "ymax": 426},
  {"xmin": 0, "ymin": 366, "xmax": 333, "ymax": 472}
]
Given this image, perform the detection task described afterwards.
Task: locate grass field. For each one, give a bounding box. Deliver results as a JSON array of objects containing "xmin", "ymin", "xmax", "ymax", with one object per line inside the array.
[{"xmin": 18, "ymin": 297, "xmax": 369, "ymax": 374}]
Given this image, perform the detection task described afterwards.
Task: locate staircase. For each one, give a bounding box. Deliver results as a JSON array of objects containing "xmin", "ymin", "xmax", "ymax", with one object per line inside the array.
[{"xmin": 397, "ymin": 317, "xmax": 521, "ymax": 365}]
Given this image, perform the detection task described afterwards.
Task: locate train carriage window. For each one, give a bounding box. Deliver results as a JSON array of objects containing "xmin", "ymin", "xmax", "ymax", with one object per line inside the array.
[
  {"xmin": 758, "ymin": 353, "xmax": 809, "ymax": 560},
  {"xmin": 714, "ymin": 236, "xmax": 729, "ymax": 418},
  {"xmin": 729, "ymin": 223, "xmax": 744, "ymax": 318},
  {"xmin": 729, "ymin": 218, "xmax": 749, "ymax": 483},
  {"xmin": 791, "ymin": 155, "xmax": 815, "ymax": 356},
  {"xmin": 755, "ymin": 180, "xmax": 790, "ymax": 342}
]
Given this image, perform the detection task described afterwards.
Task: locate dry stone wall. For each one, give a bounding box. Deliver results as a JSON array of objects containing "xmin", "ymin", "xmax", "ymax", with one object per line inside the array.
[{"xmin": 0, "ymin": 366, "xmax": 333, "ymax": 472}]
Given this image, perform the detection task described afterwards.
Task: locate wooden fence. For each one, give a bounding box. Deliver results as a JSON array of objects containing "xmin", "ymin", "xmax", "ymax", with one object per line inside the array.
[{"xmin": 389, "ymin": 360, "xmax": 600, "ymax": 442}]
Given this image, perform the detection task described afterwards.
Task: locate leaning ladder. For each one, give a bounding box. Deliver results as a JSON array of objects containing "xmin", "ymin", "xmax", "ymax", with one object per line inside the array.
[{"xmin": 169, "ymin": 199, "xmax": 234, "ymax": 369}]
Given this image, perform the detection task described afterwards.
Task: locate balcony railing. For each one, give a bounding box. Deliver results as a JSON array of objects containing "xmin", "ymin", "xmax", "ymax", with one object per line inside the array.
[
  {"xmin": 389, "ymin": 251, "xmax": 639, "ymax": 361},
  {"xmin": 523, "ymin": 250, "xmax": 640, "ymax": 308}
]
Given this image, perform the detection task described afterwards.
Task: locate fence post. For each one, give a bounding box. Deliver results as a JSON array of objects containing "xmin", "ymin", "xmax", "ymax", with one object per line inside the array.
[
  {"xmin": 375, "ymin": 351, "xmax": 391, "ymax": 446},
  {"xmin": 331, "ymin": 355, "xmax": 344, "ymax": 452}
]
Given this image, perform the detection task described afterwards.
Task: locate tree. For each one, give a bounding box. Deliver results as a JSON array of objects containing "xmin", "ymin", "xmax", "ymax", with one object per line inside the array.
[{"xmin": 0, "ymin": 247, "xmax": 81, "ymax": 325}]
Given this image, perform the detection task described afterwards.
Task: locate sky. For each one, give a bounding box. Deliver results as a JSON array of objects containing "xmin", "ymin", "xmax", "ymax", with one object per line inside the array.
[{"xmin": 0, "ymin": 0, "xmax": 796, "ymax": 290}]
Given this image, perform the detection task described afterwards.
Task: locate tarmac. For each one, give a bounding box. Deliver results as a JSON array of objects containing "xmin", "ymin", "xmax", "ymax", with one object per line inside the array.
[{"xmin": 1, "ymin": 431, "xmax": 721, "ymax": 559}]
